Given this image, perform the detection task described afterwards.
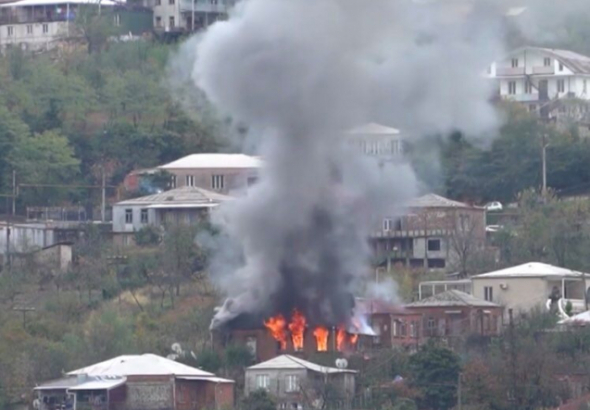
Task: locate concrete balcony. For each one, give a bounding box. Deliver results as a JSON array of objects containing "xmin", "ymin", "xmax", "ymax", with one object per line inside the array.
[
  {"xmin": 179, "ymin": 0, "xmax": 235, "ymax": 13},
  {"xmin": 533, "ymin": 66, "xmax": 555, "ymax": 75},
  {"xmin": 496, "ymin": 67, "xmax": 525, "ymax": 76},
  {"xmin": 371, "ymin": 228, "xmax": 450, "ymax": 238},
  {"xmin": 503, "ymin": 93, "xmax": 540, "ymax": 102}
]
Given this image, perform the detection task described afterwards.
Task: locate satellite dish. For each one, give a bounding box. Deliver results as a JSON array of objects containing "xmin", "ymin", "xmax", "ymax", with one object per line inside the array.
[
  {"xmin": 335, "ymin": 358, "xmax": 348, "ymax": 369},
  {"xmin": 171, "ymin": 343, "xmax": 182, "ymax": 354}
]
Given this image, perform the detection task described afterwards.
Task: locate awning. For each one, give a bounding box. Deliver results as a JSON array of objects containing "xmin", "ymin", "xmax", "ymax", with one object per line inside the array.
[
  {"xmin": 68, "ymin": 378, "xmax": 126, "ymax": 391},
  {"xmin": 176, "ymin": 376, "xmax": 235, "ymax": 383}
]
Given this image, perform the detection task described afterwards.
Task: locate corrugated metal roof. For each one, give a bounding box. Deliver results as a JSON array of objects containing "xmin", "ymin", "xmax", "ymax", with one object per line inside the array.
[
  {"xmin": 115, "ymin": 186, "xmax": 232, "ymax": 207},
  {"xmin": 0, "ymin": 0, "xmax": 116, "ymax": 7},
  {"xmin": 406, "ymin": 290, "xmax": 499, "ymax": 308},
  {"xmin": 348, "ymin": 123, "xmax": 401, "ymax": 135},
  {"xmin": 68, "ymin": 377, "xmax": 126, "ymax": 391},
  {"xmin": 247, "ymin": 355, "xmax": 357, "ymax": 374},
  {"xmin": 406, "ymin": 193, "xmax": 472, "ymax": 209},
  {"xmin": 68, "ymin": 354, "xmax": 215, "ymax": 377},
  {"xmin": 472, "ymin": 262, "xmax": 589, "ymax": 279},
  {"xmin": 34, "ymin": 377, "xmax": 79, "ymax": 391},
  {"xmin": 159, "ymin": 154, "xmax": 262, "ymax": 170}
]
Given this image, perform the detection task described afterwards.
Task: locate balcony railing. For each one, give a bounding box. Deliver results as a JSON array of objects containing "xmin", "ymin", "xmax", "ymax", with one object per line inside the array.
[
  {"xmin": 0, "ymin": 15, "xmax": 71, "ymax": 25},
  {"xmin": 496, "ymin": 67, "xmax": 525, "ymax": 76},
  {"xmin": 533, "ymin": 66, "xmax": 555, "ymax": 75},
  {"xmin": 179, "ymin": 0, "xmax": 234, "ymax": 13}
]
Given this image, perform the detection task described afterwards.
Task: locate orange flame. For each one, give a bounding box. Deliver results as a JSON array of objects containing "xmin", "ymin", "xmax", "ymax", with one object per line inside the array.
[
  {"xmin": 349, "ymin": 333, "xmax": 359, "ymax": 346},
  {"xmin": 288, "ymin": 309, "xmax": 306, "ymax": 351},
  {"xmin": 336, "ymin": 327, "xmax": 347, "ymax": 351},
  {"xmin": 264, "ymin": 314, "xmax": 287, "ymax": 350},
  {"xmin": 313, "ymin": 327, "xmax": 329, "ymax": 352}
]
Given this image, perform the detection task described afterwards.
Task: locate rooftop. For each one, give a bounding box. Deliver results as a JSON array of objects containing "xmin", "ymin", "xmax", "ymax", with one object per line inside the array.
[
  {"xmin": 115, "ymin": 186, "xmax": 232, "ymax": 207},
  {"xmin": 0, "ymin": 0, "xmax": 117, "ymax": 7},
  {"xmin": 406, "ymin": 193, "xmax": 473, "ymax": 209},
  {"xmin": 347, "ymin": 122, "xmax": 401, "ymax": 135},
  {"xmin": 406, "ymin": 289, "xmax": 499, "ymax": 308},
  {"xmin": 472, "ymin": 262, "xmax": 589, "ymax": 280},
  {"xmin": 159, "ymin": 153, "xmax": 262, "ymax": 170},
  {"xmin": 68, "ymin": 354, "xmax": 215, "ymax": 377},
  {"xmin": 248, "ymin": 355, "xmax": 357, "ymax": 374}
]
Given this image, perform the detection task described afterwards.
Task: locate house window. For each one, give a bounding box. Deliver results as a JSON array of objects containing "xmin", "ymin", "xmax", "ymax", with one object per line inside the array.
[
  {"xmin": 524, "ymin": 81, "xmax": 533, "ymax": 94},
  {"xmin": 170, "ymin": 174, "xmax": 176, "ymax": 188},
  {"xmin": 427, "ymin": 239, "xmax": 441, "ymax": 252},
  {"xmin": 125, "ymin": 209, "xmax": 133, "ymax": 224},
  {"xmin": 411, "ymin": 321, "xmax": 418, "ymax": 338},
  {"xmin": 42, "ymin": 23, "xmax": 48, "ymax": 34},
  {"xmin": 140, "ymin": 209, "xmax": 148, "ymax": 224},
  {"xmin": 558, "ymin": 79, "xmax": 565, "ymax": 93},
  {"xmin": 211, "ymin": 174, "xmax": 225, "ymax": 190},
  {"xmin": 508, "ymin": 81, "xmax": 516, "ymax": 95},
  {"xmin": 7, "ymin": 26, "xmax": 13, "ymax": 36},
  {"xmin": 427, "ymin": 317, "xmax": 435, "ymax": 332},
  {"xmin": 186, "ymin": 175, "xmax": 195, "ymax": 187},
  {"xmin": 285, "ymin": 375, "xmax": 299, "ymax": 392},
  {"xmin": 484, "ymin": 286, "xmax": 493, "ymax": 302},
  {"xmin": 559, "ymin": 62, "xmax": 564, "ymax": 71},
  {"xmin": 26, "ymin": 25, "xmax": 32, "ymax": 34},
  {"xmin": 256, "ymin": 374, "xmax": 269, "ymax": 390},
  {"xmin": 169, "ymin": 16, "xmax": 175, "ymax": 28},
  {"xmin": 511, "ymin": 58, "xmax": 518, "ymax": 68},
  {"xmin": 393, "ymin": 320, "xmax": 399, "ymax": 336},
  {"xmin": 383, "ymin": 218, "xmax": 393, "ymax": 231},
  {"xmin": 400, "ymin": 320, "xmax": 407, "ymax": 336},
  {"xmin": 544, "ymin": 57, "xmax": 551, "ymax": 67}
]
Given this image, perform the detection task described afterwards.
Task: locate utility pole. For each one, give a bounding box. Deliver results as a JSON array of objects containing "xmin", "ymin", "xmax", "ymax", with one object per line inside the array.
[
  {"xmin": 13, "ymin": 306, "xmax": 35, "ymax": 329},
  {"xmin": 457, "ymin": 373, "xmax": 462, "ymax": 410},
  {"xmin": 508, "ymin": 308, "xmax": 517, "ymax": 406},
  {"xmin": 12, "ymin": 170, "xmax": 16, "ymax": 216},
  {"xmin": 541, "ymin": 133, "xmax": 548, "ymax": 201},
  {"xmin": 101, "ymin": 166, "xmax": 106, "ymax": 223}
]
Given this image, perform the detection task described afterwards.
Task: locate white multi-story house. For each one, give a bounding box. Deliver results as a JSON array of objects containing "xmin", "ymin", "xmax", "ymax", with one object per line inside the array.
[
  {"xmin": 0, "ymin": 0, "xmax": 116, "ymax": 51},
  {"xmin": 345, "ymin": 123, "xmax": 404, "ymax": 162},
  {"xmin": 487, "ymin": 46, "xmax": 590, "ymax": 119},
  {"xmin": 152, "ymin": 0, "xmax": 235, "ymax": 32}
]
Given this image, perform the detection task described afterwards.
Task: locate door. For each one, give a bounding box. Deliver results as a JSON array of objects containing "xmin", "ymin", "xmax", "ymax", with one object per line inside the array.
[{"xmin": 539, "ymin": 80, "xmax": 548, "ymax": 100}]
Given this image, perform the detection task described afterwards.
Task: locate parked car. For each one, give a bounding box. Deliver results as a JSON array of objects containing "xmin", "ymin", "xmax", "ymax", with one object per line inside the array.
[{"xmin": 485, "ymin": 201, "xmax": 503, "ymax": 212}]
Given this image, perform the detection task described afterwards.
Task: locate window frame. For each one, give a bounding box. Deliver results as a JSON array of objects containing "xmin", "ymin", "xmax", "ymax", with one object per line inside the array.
[
  {"xmin": 140, "ymin": 209, "xmax": 148, "ymax": 224},
  {"xmin": 557, "ymin": 79, "xmax": 565, "ymax": 93},
  {"xmin": 544, "ymin": 57, "xmax": 551, "ymax": 67},
  {"xmin": 427, "ymin": 239, "xmax": 441, "ymax": 252},
  {"xmin": 42, "ymin": 23, "xmax": 49, "ymax": 34},
  {"xmin": 256, "ymin": 374, "xmax": 270, "ymax": 390},
  {"xmin": 484, "ymin": 286, "xmax": 493, "ymax": 302},
  {"xmin": 511, "ymin": 58, "xmax": 518, "ymax": 68},
  {"xmin": 285, "ymin": 374, "xmax": 299, "ymax": 393},
  {"xmin": 7, "ymin": 26, "xmax": 13, "ymax": 36},
  {"xmin": 508, "ymin": 81, "xmax": 517, "ymax": 95},
  {"xmin": 125, "ymin": 209, "xmax": 133, "ymax": 224},
  {"xmin": 211, "ymin": 174, "xmax": 225, "ymax": 190}
]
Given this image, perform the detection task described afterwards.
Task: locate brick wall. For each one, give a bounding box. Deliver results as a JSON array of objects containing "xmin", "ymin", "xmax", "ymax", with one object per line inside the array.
[{"xmin": 125, "ymin": 376, "xmax": 174, "ymax": 410}]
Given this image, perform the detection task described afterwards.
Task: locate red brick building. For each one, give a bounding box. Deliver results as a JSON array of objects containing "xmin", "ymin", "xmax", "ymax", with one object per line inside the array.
[{"xmin": 405, "ymin": 290, "xmax": 503, "ymax": 342}]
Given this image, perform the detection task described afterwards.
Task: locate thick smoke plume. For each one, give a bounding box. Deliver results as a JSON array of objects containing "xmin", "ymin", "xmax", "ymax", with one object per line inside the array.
[{"xmin": 180, "ymin": 0, "xmax": 506, "ymax": 329}]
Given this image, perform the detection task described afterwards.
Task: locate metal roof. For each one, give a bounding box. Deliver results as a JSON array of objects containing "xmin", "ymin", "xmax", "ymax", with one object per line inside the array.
[
  {"xmin": 247, "ymin": 355, "xmax": 357, "ymax": 374},
  {"xmin": 405, "ymin": 193, "xmax": 473, "ymax": 209},
  {"xmin": 406, "ymin": 290, "xmax": 499, "ymax": 308},
  {"xmin": 159, "ymin": 154, "xmax": 262, "ymax": 170},
  {"xmin": 0, "ymin": 0, "xmax": 116, "ymax": 7},
  {"xmin": 472, "ymin": 262, "xmax": 589, "ymax": 279},
  {"xmin": 68, "ymin": 377, "xmax": 126, "ymax": 391},
  {"xmin": 68, "ymin": 354, "xmax": 215, "ymax": 377},
  {"xmin": 115, "ymin": 186, "xmax": 232, "ymax": 207},
  {"xmin": 347, "ymin": 123, "xmax": 401, "ymax": 135},
  {"xmin": 34, "ymin": 377, "xmax": 79, "ymax": 391}
]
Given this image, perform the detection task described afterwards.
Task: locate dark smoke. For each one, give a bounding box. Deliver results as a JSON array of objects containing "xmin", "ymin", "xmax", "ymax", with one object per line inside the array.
[{"xmin": 175, "ymin": 0, "xmax": 507, "ymax": 329}]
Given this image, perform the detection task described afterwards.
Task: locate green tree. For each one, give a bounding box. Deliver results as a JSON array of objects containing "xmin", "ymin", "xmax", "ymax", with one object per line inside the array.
[
  {"xmin": 408, "ymin": 342, "xmax": 461, "ymax": 410},
  {"xmin": 241, "ymin": 389, "xmax": 276, "ymax": 410}
]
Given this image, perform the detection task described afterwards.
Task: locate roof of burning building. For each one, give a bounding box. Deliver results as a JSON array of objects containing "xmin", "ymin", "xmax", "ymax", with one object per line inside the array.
[
  {"xmin": 406, "ymin": 290, "xmax": 499, "ymax": 308},
  {"xmin": 247, "ymin": 355, "xmax": 357, "ymax": 374},
  {"xmin": 68, "ymin": 354, "xmax": 216, "ymax": 377},
  {"xmin": 406, "ymin": 193, "xmax": 474, "ymax": 209},
  {"xmin": 159, "ymin": 153, "xmax": 262, "ymax": 170},
  {"xmin": 115, "ymin": 186, "xmax": 232, "ymax": 207},
  {"xmin": 347, "ymin": 123, "xmax": 401, "ymax": 135}
]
